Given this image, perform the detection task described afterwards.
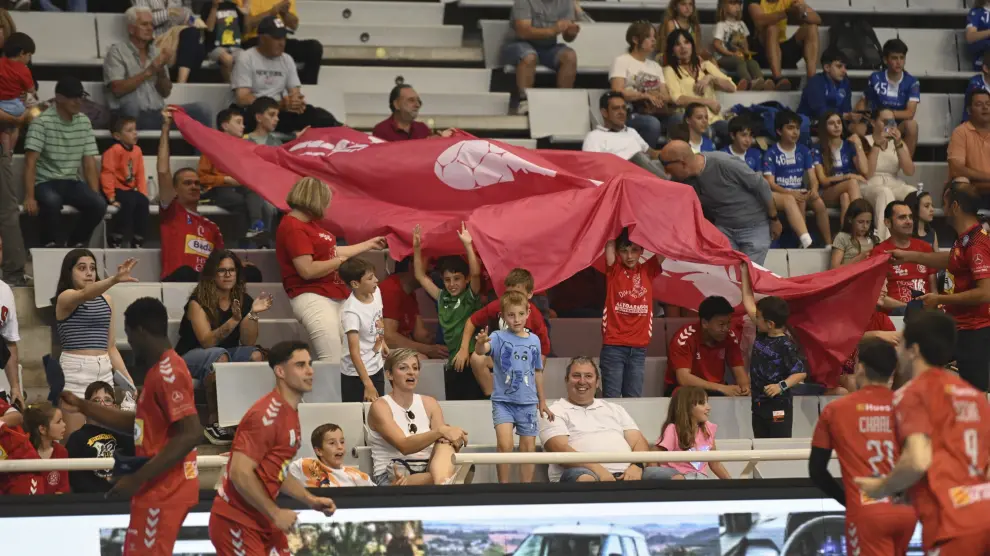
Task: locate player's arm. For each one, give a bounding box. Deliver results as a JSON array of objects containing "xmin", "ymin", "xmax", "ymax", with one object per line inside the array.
[
  {"xmin": 808, "ymin": 446, "xmax": 846, "ymax": 506},
  {"xmin": 127, "ymin": 414, "xmax": 201, "ymax": 487},
  {"xmin": 60, "ymin": 392, "xmax": 135, "ymax": 433},
  {"xmin": 861, "ymin": 434, "xmax": 932, "ymax": 499},
  {"xmin": 937, "ymin": 277, "xmax": 990, "ymax": 307},
  {"xmin": 889, "ymin": 249, "xmax": 951, "ymax": 270},
  {"xmin": 457, "ymin": 223, "xmax": 482, "ymax": 295},
  {"xmin": 229, "ymin": 451, "xmax": 282, "ymax": 518},
  {"xmin": 412, "ymin": 225, "xmax": 441, "ymax": 300},
  {"xmin": 278, "ymin": 472, "xmax": 334, "ymax": 517},
  {"xmin": 605, "ymin": 239, "xmax": 616, "ymax": 267}
]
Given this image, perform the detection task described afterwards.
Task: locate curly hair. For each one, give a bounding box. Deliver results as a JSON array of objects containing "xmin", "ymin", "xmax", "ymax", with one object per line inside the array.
[{"xmin": 190, "ymin": 249, "xmax": 247, "ymax": 326}]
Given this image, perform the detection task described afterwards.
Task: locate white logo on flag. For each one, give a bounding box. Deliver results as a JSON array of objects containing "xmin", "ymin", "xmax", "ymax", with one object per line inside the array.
[{"xmin": 434, "ymin": 140, "xmax": 557, "ymax": 191}]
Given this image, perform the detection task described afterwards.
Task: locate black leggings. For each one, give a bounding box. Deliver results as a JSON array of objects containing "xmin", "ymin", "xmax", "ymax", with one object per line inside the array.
[{"xmin": 175, "ymin": 27, "xmax": 207, "ymax": 73}]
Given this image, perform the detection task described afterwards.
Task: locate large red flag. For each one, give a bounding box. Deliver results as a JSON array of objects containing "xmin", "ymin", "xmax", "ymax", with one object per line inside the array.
[{"xmin": 173, "ymin": 111, "xmax": 887, "ymax": 381}]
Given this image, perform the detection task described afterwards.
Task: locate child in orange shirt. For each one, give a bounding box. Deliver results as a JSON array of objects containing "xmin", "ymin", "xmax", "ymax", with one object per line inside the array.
[{"xmin": 100, "ymin": 116, "xmax": 148, "ymax": 248}]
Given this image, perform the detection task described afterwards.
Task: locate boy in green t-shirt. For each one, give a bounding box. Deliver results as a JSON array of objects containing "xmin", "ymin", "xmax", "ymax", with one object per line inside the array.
[{"xmin": 413, "ymin": 222, "xmax": 483, "ymax": 400}]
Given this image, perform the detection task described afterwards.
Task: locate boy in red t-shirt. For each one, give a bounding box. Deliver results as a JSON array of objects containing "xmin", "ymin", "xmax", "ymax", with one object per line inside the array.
[
  {"xmin": 0, "ymin": 33, "xmax": 36, "ymax": 155},
  {"xmin": 600, "ymin": 229, "xmax": 664, "ymax": 398}
]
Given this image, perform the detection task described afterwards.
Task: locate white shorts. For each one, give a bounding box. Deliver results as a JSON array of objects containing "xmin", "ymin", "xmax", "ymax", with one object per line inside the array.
[{"xmin": 60, "ymin": 352, "xmax": 113, "ymax": 398}]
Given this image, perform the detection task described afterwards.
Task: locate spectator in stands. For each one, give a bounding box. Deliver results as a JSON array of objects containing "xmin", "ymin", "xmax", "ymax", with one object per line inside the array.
[
  {"xmin": 872, "ymin": 200, "xmax": 936, "ymax": 315},
  {"xmin": 830, "ymin": 198, "xmax": 876, "ymax": 269},
  {"xmin": 853, "ymin": 39, "xmax": 921, "ymax": 157},
  {"xmin": 288, "ymin": 423, "xmax": 376, "ymax": 488},
  {"xmin": 23, "ymin": 402, "xmax": 69, "ymax": 493},
  {"xmin": 684, "ymin": 102, "xmax": 716, "ymax": 153},
  {"xmin": 105, "ymin": 7, "xmax": 210, "ymax": 129},
  {"xmin": 380, "ymin": 259, "xmax": 447, "ymax": 360},
  {"xmin": 237, "ymin": 0, "xmax": 323, "ymax": 85},
  {"xmin": 0, "ymin": 20, "xmax": 29, "ymax": 286},
  {"xmin": 367, "ymin": 349, "xmax": 466, "ymax": 485},
  {"xmin": 175, "ymin": 249, "xmax": 270, "ymax": 444},
  {"xmin": 276, "ymin": 176, "xmax": 386, "ymax": 362},
  {"xmin": 0, "ymin": 238, "xmax": 21, "ymax": 409},
  {"xmin": 201, "ymin": 0, "xmax": 248, "ymax": 83},
  {"xmin": 948, "ymin": 90, "xmax": 990, "ymax": 194},
  {"xmin": 967, "ymin": 0, "xmax": 990, "ymax": 72},
  {"xmin": 722, "ymin": 115, "xmax": 761, "ymax": 170},
  {"xmin": 0, "ymin": 32, "xmax": 34, "ymax": 156},
  {"xmin": 813, "ymin": 112, "xmax": 865, "ymax": 226},
  {"xmin": 101, "ymin": 115, "xmax": 149, "ymax": 249},
  {"xmin": 654, "ymin": 386, "xmax": 731, "ymax": 479},
  {"xmin": 582, "ymin": 92, "xmax": 665, "ymax": 178},
  {"xmin": 905, "ymin": 190, "xmax": 939, "ymax": 250},
  {"xmin": 232, "ymin": 16, "xmax": 339, "ymax": 133},
  {"xmin": 660, "ymin": 140, "xmax": 787, "ymax": 261},
  {"xmin": 664, "ymin": 295, "xmax": 749, "ymax": 396},
  {"xmin": 712, "ymin": 0, "xmax": 766, "ymax": 91},
  {"xmin": 131, "ymin": 0, "xmax": 208, "ymax": 84},
  {"xmin": 660, "ymin": 0, "xmax": 705, "ymax": 60},
  {"xmin": 744, "ymin": 0, "xmax": 821, "ymax": 90},
  {"xmin": 245, "ymin": 96, "xmax": 284, "ymax": 146},
  {"xmin": 64, "ymin": 381, "xmax": 135, "ymax": 493},
  {"xmin": 663, "ymin": 29, "xmax": 736, "ymax": 142},
  {"xmin": 0, "ymin": 391, "xmax": 20, "ymax": 427},
  {"xmin": 610, "ymin": 21, "xmax": 670, "ymax": 148},
  {"xmin": 862, "ymin": 107, "xmax": 917, "ymax": 240},
  {"xmin": 503, "ymin": 0, "xmax": 579, "ymax": 115},
  {"xmin": 54, "ymin": 251, "xmax": 136, "ymax": 435},
  {"xmin": 797, "ymin": 48, "xmax": 852, "ymax": 125},
  {"xmin": 964, "ymin": 52, "xmax": 989, "ymax": 122},
  {"xmin": 541, "ymin": 356, "xmax": 677, "ymax": 482},
  {"xmin": 23, "ymin": 76, "xmax": 106, "ymax": 249},
  {"xmin": 764, "ymin": 110, "xmax": 830, "ymax": 245},
  {"xmin": 338, "ymin": 257, "xmax": 388, "ymax": 404},
  {"xmin": 371, "ymin": 85, "xmax": 453, "ymax": 141},
  {"xmin": 158, "ymin": 108, "xmax": 225, "ymax": 281}
]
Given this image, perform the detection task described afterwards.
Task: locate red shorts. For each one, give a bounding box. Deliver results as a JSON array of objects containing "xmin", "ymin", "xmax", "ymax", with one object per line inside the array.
[
  {"xmin": 847, "ymin": 509, "xmax": 917, "ymax": 556},
  {"xmin": 209, "ymin": 511, "xmax": 290, "ymax": 556},
  {"xmin": 124, "ymin": 502, "xmax": 194, "ymax": 556},
  {"xmin": 928, "ymin": 528, "xmax": 990, "ymax": 555}
]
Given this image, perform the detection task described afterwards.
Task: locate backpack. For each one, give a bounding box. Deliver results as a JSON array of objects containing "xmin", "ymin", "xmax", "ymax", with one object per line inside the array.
[{"xmin": 828, "ymin": 18, "xmax": 883, "ymax": 70}]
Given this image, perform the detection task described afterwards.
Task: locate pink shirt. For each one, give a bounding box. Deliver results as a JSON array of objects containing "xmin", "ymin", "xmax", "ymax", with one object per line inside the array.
[{"xmin": 655, "ymin": 421, "xmax": 718, "ymax": 476}]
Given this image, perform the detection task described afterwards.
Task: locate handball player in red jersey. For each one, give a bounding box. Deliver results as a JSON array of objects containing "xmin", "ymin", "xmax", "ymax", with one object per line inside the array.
[
  {"xmin": 857, "ymin": 310, "xmax": 990, "ymax": 554},
  {"xmin": 209, "ymin": 341, "xmax": 336, "ymax": 555},
  {"xmin": 61, "ymin": 297, "xmax": 202, "ymax": 555},
  {"xmin": 809, "ymin": 337, "xmax": 917, "ymax": 555}
]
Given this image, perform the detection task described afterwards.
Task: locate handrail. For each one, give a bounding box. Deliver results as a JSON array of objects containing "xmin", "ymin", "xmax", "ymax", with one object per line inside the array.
[
  {"xmin": 454, "ymin": 449, "xmax": 815, "ymax": 465},
  {"xmin": 0, "ymin": 455, "xmax": 229, "ymax": 473}
]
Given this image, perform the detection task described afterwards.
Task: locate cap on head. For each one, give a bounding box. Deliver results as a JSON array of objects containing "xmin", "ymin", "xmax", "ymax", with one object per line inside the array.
[
  {"xmin": 54, "ymin": 76, "xmax": 90, "ymax": 99},
  {"xmin": 258, "ymin": 16, "xmax": 292, "ymax": 38}
]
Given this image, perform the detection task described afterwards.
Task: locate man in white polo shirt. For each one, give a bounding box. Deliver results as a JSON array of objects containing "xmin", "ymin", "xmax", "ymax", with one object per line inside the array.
[
  {"xmin": 582, "ymin": 92, "xmax": 666, "ymax": 178},
  {"xmin": 539, "ymin": 356, "xmax": 679, "ymax": 482}
]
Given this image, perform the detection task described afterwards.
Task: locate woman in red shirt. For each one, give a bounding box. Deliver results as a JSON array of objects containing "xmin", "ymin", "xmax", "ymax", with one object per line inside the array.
[{"xmin": 276, "ymin": 177, "xmax": 387, "ymax": 362}]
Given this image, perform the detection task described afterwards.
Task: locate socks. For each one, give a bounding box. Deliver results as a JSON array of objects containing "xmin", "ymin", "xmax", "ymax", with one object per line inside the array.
[{"xmin": 799, "ymin": 233, "xmax": 813, "ymax": 248}]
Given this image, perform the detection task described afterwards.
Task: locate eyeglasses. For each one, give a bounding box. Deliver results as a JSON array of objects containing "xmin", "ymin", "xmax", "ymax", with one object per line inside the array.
[
  {"xmin": 217, "ymin": 268, "xmax": 237, "ymax": 276},
  {"xmin": 91, "ymin": 396, "xmax": 114, "ymax": 406},
  {"xmin": 405, "ymin": 410, "xmax": 417, "ymax": 434}
]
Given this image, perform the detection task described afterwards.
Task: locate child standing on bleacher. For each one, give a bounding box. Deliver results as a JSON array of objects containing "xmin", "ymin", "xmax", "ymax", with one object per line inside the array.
[
  {"xmin": 654, "ymin": 385, "xmax": 731, "ymax": 479},
  {"xmin": 600, "ymin": 228, "xmax": 663, "ymax": 399},
  {"xmin": 474, "ymin": 291, "xmax": 552, "ymax": 484},
  {"xmin": 338, "ymin": 257, "xmax": 389, "ymax": 403},
  {"xmin": 740, "ymin": 264, "xmax": 807, "ymax": 439},
  {"xmin": 0, "ymin": 32, "xmax": 36, "ymax": 156},
  {"xmin": 101, "ymin": 115, "xmax": 149, "ymax": 248}
]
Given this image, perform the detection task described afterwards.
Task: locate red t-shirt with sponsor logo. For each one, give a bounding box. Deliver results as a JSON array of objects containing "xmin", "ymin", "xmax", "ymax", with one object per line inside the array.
[
  {"xmin": 946, "ymin": 224, "xmax": 990, "ymax": 330},
  {"xmin": 665, "ymin": 323, "xmax": 743, "ymax": 388},
  {"xmin": 159, "ymin": 200, "xmax": 224, "ymax": 279},
  {"xmin": 470, "ymin": 300, "xmax": 551, "ymax": 356},
  {"xmin": 812, "ymin": 386, "xmax": 915, "ymax": 518},
  {"xmin": 380, "ymin": 274, "xmax": 419, "ymax": 338},
  {"xmin": 602, "ymin": 257, "xmax": 662, "ymax": 348},
  {"xmin": 0, "ymin": 422, "xmax": 44, "ymax": 495},
  {"xmin": 276, "ymin": 215, "xmax": 349, "ymax": 300},
  {"xmin": 894, "ymin": 369, "xmax": 990, "ymax": 548},
  {"xmin": 872, "ymin": 237, "xmax": 935, "ymax": 304},
  {"xmin": 132, "ymin": 350, "xmax": 199, "ymax": 508},
  {"xmin": 213, "ymin": 389, "xmax": 301, "ymax": 530}
]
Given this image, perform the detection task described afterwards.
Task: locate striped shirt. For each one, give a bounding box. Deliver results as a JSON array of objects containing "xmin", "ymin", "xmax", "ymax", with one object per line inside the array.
[
  {"xmin": 56, "ymin": 296, "xmax": 111, "ymax": 351},
  {"xmin": 23, "ymin": 107, "xmax": 98, "ymax": 185}
]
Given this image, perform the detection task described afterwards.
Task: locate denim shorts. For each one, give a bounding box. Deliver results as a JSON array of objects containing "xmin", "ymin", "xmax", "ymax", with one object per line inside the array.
[
  {"xmin": 492, "ymin": 400, "xmax": 538, "ymax": 437},
  {"xmin": 0, "ymin": 98, "xmax": 25, "ymax": 117},
  {"xmin": 501, "ymin": 41, "xmax": 572, "ymax": 70},
  {"xmin": 181, "ymin": 345, "xmax": 258, "ymax": 382}
]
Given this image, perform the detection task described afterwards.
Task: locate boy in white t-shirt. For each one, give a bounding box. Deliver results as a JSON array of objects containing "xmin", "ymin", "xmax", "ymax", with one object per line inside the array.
[{"xmin": 339, "ymin": 258, "xmax": 389, "ymax": 403}]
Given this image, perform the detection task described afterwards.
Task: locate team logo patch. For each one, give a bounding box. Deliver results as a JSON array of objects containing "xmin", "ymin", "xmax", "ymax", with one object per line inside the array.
[
  {"xmin": 47, "ymin": 471, "xmax": 59, "ymax": 486},
  {"xmin": 184, "ymin": 460, "xmax": 198, "ymax": 479},
  {"xmin": 171, "ymin": 390, "xmax": 184, "ymax": 403}
]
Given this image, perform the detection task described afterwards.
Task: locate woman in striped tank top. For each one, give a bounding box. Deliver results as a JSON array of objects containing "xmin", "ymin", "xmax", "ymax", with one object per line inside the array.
[{"xmin": 55, "ymin": 249, "xmax": 137, "ymax": 435}]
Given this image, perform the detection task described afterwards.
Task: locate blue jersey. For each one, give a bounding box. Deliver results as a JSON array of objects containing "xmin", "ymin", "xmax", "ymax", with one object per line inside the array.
[
  {"xmin": 691, "ymin": 136, "xmax": 716, "ymax": 154},
  {"xmin": 762, "ymin": 143, "xmax": 814, "ymax": 190},
  {"xmin": 749, "ymin": 334, "xmax": 806, "ymax": 404},
  {"xmin": 864, "ymin": 70, "xmax": 921, "ymax": 112},
  {"xmin": 964, "ymin": 74, "xmax": 990, "ymax": 122},
  {"xmin": 968, "ymin": 7, "xmax": 990, "ymax": 33},
  {"xmin": 812, "ymin": 140, "xmax": 858, "ymax": 177},
  {"xmin": 489, "ymin": 329, "xmax": 542, "ymax": 405},
  {"xmin": 797, "ymin": 72, "xmax": 852, "ymax": 119},
  {"xmin": 722, "ymin": 145, "xmax": 762, "ymax": 172}
]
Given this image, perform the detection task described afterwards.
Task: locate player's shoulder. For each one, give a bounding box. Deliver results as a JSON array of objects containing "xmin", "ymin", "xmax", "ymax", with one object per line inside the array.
[
  {"xmin": 147, "ymin": 350, "xmax": 190, "ymax": 384},
  {"xmin": 671, "ymin": 323, "xmax": 700, "ymax": 347}
]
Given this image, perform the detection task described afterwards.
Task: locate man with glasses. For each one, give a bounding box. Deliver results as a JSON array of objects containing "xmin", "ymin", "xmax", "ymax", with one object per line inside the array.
[
  {"xmin": 372, "ymin": 84, "xmax": 454, "ymax": 141},
  {"xmin": 659, "ymin": 140, "xmax": 781, "ymax": 265},
  {"xmin": 949, "ymin": 89, "xmax": 990, "ymax": 194},
  {"xmin": 63, "ymin": 381, "xmax": 136, "ymax": 493}
]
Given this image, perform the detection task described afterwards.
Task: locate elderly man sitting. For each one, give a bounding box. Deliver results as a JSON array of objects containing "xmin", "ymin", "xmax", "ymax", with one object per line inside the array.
[{"xmin": 539, "ymin": 356, "xmax": 680, "ymax": 482}]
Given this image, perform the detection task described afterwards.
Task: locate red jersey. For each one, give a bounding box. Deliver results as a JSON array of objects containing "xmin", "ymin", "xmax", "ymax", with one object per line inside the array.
[
  {"xmin": 602, "ymin": 257, "xmax": 662, "ymax": 347},
  {"xmin": 0, "ymin": 57, "xmax": 33, "ymax": 100},
  {"xmin": 380, "ymin": 274, "xmax": 419, "ymax": 338},
  {"xmin": 470, "ymin": 299, "xmax": 551, "ymax": 356},
  {"xmin": 894, "ymin": 369, "xmax": 990, "ymax": 548},
  {"xmin": 0, "ymin": 422, "xmax": 43, "ymax": 495},
  {"xmin": 42, "ymin": 442, "xmax": 70, "ymax": 494},
  {"xmin": 276, "ymin": 215, "xmax": 348, "ymax": 300},
  {"xmin": 872, "ymin": 237, "xmax": 935, "ymax": 304},
  {"xmin": 132, "ymin": 350, "xmax": 199, "ymax": 507},
  {"xmin": 945, "ymin": 224, "xmax": 990, "ymax": 330},
  {"xmin": 665, "ymin": 323, "xmax": 744, "ymax": 388},
  {"xmin": 0, "ymin": 398, "xmax": 19, "ymax": 427},
  {"xmin": 159, "ymin": 200, "xmax": 224, "ymax": 279},
  {"xmin": 213, "ymin": 389, "xmax": 301, "ymax": 530},
  {"xmin": 841, "ymin": 311, "xmax": 896, "ymax": 374}
]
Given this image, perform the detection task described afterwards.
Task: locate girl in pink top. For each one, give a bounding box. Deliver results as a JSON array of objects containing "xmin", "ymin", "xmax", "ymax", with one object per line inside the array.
[{"xmin": 654, "ymin": 386, "xmax": 731, "ymax": 479}]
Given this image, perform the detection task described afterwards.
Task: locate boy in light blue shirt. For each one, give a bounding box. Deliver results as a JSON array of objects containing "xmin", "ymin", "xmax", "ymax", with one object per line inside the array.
[{"xmin": 475, "ymin": 290, "xmax": 552, "ymax": 484}]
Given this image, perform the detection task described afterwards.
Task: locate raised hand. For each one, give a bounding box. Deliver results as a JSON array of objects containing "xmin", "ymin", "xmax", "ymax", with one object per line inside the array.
[
  {"xmin": 114, "ymin": 258, "xmax": 139, "ymax": 283},
  {"xmin": 456, "ymin": 221, "xmax": 473, "ymax": 245},
  {"xmin": 412, "ymin": 225, "xmax": 422, "ymax": 249},
  {"xmin": 252, "ymin": 292, "xmax": 274, "ymax": 314}
]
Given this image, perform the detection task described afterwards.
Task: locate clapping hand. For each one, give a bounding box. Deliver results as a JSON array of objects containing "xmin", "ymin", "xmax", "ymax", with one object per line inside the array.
[
  {"xmin": 252, "ymin": 292, "xmax": 273, "ymax": 314},
  {"xmin": 114, "ymin": 258, "xmax": 139, "ymax": 284},
  {"xmin": 231, "ymin": 299, "xmax": 243, "ymax": 322}
]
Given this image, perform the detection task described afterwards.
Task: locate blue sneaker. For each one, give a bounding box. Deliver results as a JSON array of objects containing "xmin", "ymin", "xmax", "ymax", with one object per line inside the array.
[{"xmin": 245, "ymin": 220, "xmax": 265, "ymax": 239}]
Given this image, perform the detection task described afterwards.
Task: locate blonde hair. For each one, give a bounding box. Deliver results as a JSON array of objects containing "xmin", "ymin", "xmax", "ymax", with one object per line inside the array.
[
  {"xmin": 500, "ymin": 290, "xmax": 529, "ymax": 313},
  {"xmin": 385, "ymin": 348, "xmax": 421, "ymax": 374},
  {"xmin": 286, "ymin": 177, "xmax": 332, "ymax": 220}
]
